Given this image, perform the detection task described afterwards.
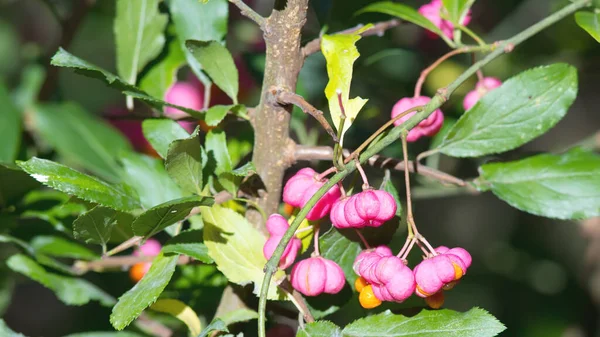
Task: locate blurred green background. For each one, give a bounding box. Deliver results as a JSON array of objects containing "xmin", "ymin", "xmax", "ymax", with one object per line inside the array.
[{"xmin": 0, "ymin": 0, "xmax": 599, "ymax": 336}]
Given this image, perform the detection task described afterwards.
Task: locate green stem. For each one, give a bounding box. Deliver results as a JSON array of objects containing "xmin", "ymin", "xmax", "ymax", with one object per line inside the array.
[
  {"xmin": 257, "ymin": 0, "xmax": 590, "ymax": 333},
  {"xmin": 458, "ymin": 24, "xmax": 486, "ymax": 47}
]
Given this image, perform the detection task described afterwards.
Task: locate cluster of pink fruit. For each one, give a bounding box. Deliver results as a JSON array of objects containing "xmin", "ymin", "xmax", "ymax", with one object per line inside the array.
[
  {"xmin": 263, "ymin": 165, "xmax": 471, "ymax": 310},
  {"xmin": 353, "ymin": 244, "xmax": 472, "ymax": 309}
]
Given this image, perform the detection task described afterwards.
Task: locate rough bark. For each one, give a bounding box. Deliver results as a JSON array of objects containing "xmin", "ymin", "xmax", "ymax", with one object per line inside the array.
[{"xmin": 248, "ymin": 0, "xmax": 308, "ymax": 227}]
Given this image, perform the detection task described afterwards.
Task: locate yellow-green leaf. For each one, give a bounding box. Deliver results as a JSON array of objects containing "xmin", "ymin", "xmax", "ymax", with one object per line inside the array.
[
  {"xmin": 322, "ymin": 27, "xmax": 370, "ymax": 146},
  {"xmin": 201, "ymin": 205, "xmax": 286, "ymax": 300},
  {"xmin": 150, "ymin": 298, "xmax": 201, "ymax": 336}
]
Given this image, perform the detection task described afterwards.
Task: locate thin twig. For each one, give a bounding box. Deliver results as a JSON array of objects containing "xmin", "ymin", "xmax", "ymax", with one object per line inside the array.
[
  {"xmin": 229, "ymin": 0, "xmax": 266, "ymax": 28},
  {"xmin": 73, "ymin": 255, "xmax": 191, "ymax": 274},
  {"xmin": 293, "ymin": 145, "xmax": 467, "ymax": 187},
  {"xmin": 277, "ymin": 280, "xmax": 315, "ymax": 323},
  {"xmin": 302, "ymin": 19, "xmax": 401, "ymax": 57},
  {"xmin": 271, "ymin": 87, "xmax": 338, "ymax": 142}
]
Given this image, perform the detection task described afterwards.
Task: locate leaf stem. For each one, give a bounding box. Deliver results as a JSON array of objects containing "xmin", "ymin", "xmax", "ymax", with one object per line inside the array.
[{"xmin": 258, "ymin": 0, "xmax": 591, "ymax": 333}]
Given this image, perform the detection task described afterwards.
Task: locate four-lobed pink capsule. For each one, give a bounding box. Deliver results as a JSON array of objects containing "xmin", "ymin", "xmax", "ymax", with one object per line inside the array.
[
  {"xmin": 414, "ymin": 246, "xmax": 472, "ymax": 297},
  {"xmin": 391, "ymin": 96, "xmax": 445, "ymax": 142},
  {"xmin": 262, "ymin": 214, "xmax": 302, "ymax": 270},
  {"xmin": 290, "ymin": 256, "xmax": 346, "ymax": 296},
  {"xmin": 331, "ymin": 189, "xmax": 397, "ymax": 229},
  {"xmin": 282, "ymin": 168, "xmax": 341, "ymax": 221}
]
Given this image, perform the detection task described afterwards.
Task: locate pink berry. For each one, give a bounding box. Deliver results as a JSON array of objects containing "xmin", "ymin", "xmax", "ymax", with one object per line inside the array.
[
  {"xmin": 291, "ymin": 257, "xmax": 345, "ymax": 296},
  {"xmin": 164, "ymin": 82, "xmax": 204, "ymax": 133},
  {"xmin": 282, "ymin": 168, "xmax": 341, "ymax": 221},
  {"xmin": 263, "ymin": 215, "xmax": 301, "ymax": 269},
  {"xmin": 463, "ymin": 77, "xmax": 502, "ymax": 110},
  {"xmin": 391, "ymin": 96, "xmax": 444, "ymax": 142},
  {"xmin": 414, "ymin": 253, "xmax": 466, "ymax": 298},
  {"xmin": 418, "ymin": 0, "xmax": 472, "ymax": 40},
  {"xmin": 134, "ymin": 238, "xmax": 162, "ymax": 257}
]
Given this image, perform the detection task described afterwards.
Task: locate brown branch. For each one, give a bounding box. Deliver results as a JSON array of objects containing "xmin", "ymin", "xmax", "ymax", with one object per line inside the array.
[
  {"xmin": 293, "ymin": 144, "xmax": 467, "ymax": 187},
  {"xmin": 229, "ymin": 0, "xmax": 266, "ymax": 28},
  {"xmin": 271, "ymin": 87, "xmax": 338, "ymax": 142},
  {"xmin": 302, "ymin": 19, "xmax": 401, "ymax": 57}
]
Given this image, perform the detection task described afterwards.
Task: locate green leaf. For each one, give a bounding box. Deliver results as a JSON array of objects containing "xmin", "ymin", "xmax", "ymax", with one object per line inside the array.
[
  {"xmin": 114, "ymin": 0, "xmax": 168, "ymax": 105},
  {"xmin": 13, "ymin": 64, "xmax": 45, "ymax": 111},
  {"xmin": 17, "ymin": 158, "xmax": 141, "ymax": 211},
  {"xmin": 30, "ymin": 236, "xmax": 98, "ymax": 260},
  {"xmin": 169, "ymin": 0, "xmax": 228, "ymax": 85},
  {"xmin": 150, "ymin": 298, "xmax": 202, "ymax": 336},
  {"xmin": 73, "ymin": 206, "xmax": 135, "ymax": 253},
  {"xmin": 6, "ymin": 254, "xmax": 115, "ymax": 306},
  {"xmin": 230, "ymin": 162, "xmax": 257, "ymax": 177},
  {"xmin": 142, "ymin": 119, "xmax": 190, "ymax": 159},
  {"xmin": 202, "ymin": 205, "xmax": 285, "ymax": 300},
  {"xmin": 320, "ymin": 228, "xmax": 362, "ymax": 285},
  {"xmin": 165, "ymin": 131, "xmax": 204, "ymax": 194},
  {"xmin": 379, "ymin": 171, "xmax": 403, "ymax": 218},
  {"xmin": 186, "ymin": 40, "xmax": 238, "ymax": 103},
  {"xmin": 205, "ymin": 104, "xmax": 235, "ymax": 126},
  {"xmin": 342, "ymin": 308, "xmax": 505, "ymax": 337},
  {"xmin": 124, "ymin": 91, "xmax": 205, "ymax": 118},
  {"xmin": 478, "ymin": 149, "xmax": 600, "ymax": 220},
  {"xmin": 322, "ymin": 29, "xmax": 369, "ymax": 146},
  {"xmin": 0, "ymin": 81, "xmax": 21, "ymax": 163},
  {"xmin": 0, "ymin": 164, "xmax": 40, "ymax": 209},
  {"xmin": 0, "ymin": 319, "xmax": 27, "ymax": 337},
  {"xmin": 140, "ymin": 38, "xmax": 186, "ymax": 100},
  {"xmin": 206, "ymin": 130, "xmax": 233, "ymax": 174},
  {"xmin": 442, "ymin": 0, "xmax": 472, "ymax": 25},
  {"xmin": 358, "ymin": 2, "xmax": 446, "ymax": 39},
  {"xmin": 297, "ymin": 321, "xmax": 342, "ymax": 337},
  {"xmin": 32, "ymin": 102, "xmax": 131, "ymax": 181},
  {"xmin": 119, "ymin": 152, "xmax": 183, "ymax": 208},
  {"xmin": 163, "ymin": 229, "xmax": 213, "ymax": 263},
  {"xmin": 110, "ymin": 253, "xmax": 179, "ymax": 330},
  {"xmin": 63, "ymin": 333, "xmax": 144, "ymax": 337},
  {"xmin": 198, "ymin": 318, "xmax": 228, "ymax": 337},
  {"xmin": 575, "ymin": 11, "xmax": 600, "ymax": 43},
  {"xmin": 438, "ymin": 64, "xmax": 578, "ymax": 157},
  {"xmin": 217, "ymin": 308, "xmax": 258, "ymax": 326},
  {"xmin": 132, "ymin": 196, "xmax": 213, "ymax": 238},
  {"xmin": 51, "ymin": 48, "xmax": 145, "ymax": 95}
]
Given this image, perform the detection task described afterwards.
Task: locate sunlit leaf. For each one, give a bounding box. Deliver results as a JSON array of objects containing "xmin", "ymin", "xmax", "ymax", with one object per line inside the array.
[
  {"xmin": 186, "ymin": 40, "xmax": 238, "ymax": 103},
  {"xmin": 358, "ymin": 2, "xmax": 446, "ymax": 39},
  {"xmin": 442, "ymin": 0, "xmax": 472, "ymax": 25},
  {"xmin": 322, "ymin": 29, "xmax": 369, "ymax": 146},
  {"xmin": 150, "ymin": 298, "xmax": 202, "ymax": 336},
  {"xmin": 575, "ymin": 11, "xmax": 600, "ymax": 43},
  {"xmin": 478, "ymin": 149, "xmax": 600, "ymax": 219},
  {"xmin": 17, "ymin": 158, "xmax": 141, "ymax": 211},
  {"xmin": 165, "ymin": 130, "xmax": 204, "ymax": 195},
  {"xmin": 297, "ymin": 321, "xmax": 342, "ymax": 337},
  {"xmin": 438, "ymin": 64, "xmax": 577, "ymax": 157},
  {"xmin": 202, "ymin": 205, "xmax": 285, "ymax": 300}
]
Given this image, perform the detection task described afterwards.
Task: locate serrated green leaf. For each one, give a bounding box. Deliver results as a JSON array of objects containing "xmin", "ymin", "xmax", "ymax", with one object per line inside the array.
[
  {"xmin": 230, "ymin": 162, "xmax": 256, "ymax": 177},
  {"xmin": 320, "ymin": 228, "xmax": 362, "ymax": 285},
  {"xmin": 169, "ymin": 0, "xmax": 228, "ymax": 85},
  {"xmin": 132, "ymin": 196, "xmax": 213, "ymax": 238},
  {"xmin": 51, "ymin": 48, "xmax": 145, "ymax": 94},
  {"xmin": 205, "ymin": 104, "xmax": 235, "ymax": 126},
  {"xmin": 110, "ymin": 253, "xmax": 179, "ymax": 330},
  {"xmin": 186, "ymin": 40, "xmax": 238, "ymax": 103},
  {"xmin": 322, "ymin": 30, "xmax": 369, "ymax": 147},
  {"xmin": 140, "ymin": 38, "xmax": 186, "ymax": 100},
  {"xmin": 30, "ymin": 236, "xmax": 98, "ymax": 260},
  {"xmin": 198, "ymin": 318, "xmax": 228, "ymax": 337},
  {"xmin": 575, "ymin": 11, "xmax": 600, "ymax": 43},
  {"xmin": 150, "ymin": 298, "xmax": 202, "ymax": 336},
  {"xmin": 442, "ymin": 0, "xmax": 472, "ymax": 25},
  {"xmin": 165, "ymin": 131, "xmax": 204, "ymax": 194},
  {"xmin": 343, "ymin": 308, "xmax": 505, "ymax": 337},
  {"xmin": 63, "ymin": 332, "xmax": 144, "ymax": 337},
  {"xmin": 438, "ymin": 64, "xmax": 578, "ymax": 157},
  {"xmin": 358, "ymin": 2, "xmax": 446, "ymax": 39},
  {"xmin": 202, "ymin": 205, "xmax": 285, "ymax": 300},
  {"xmin": 297, "ymin": 321, "xmax": 342, "ymax": 337},
  {"xmin": 142, "ymin": 119, "xmax": 190, "ymax": 159},
  {"xmin": 163, "ymin": 229, "xmax": 213, "ymax": 263},
  {"xmin": 0, "ymin": 319, "xmax": 27, "ymax": 337},
  {"xmin": 6, "ymin": 254, "xmax": 115, "ymax": 307},
  {"xmin": 478, "ymin": 149, "xmax": 600, "ymax": 220},
  {"xmin": 119, "ymin": 152, "xmax": 183, "ymax": 208},
  {"xmin": 17, "ymin": 158, "xmax": 141, "ymax": 211},
  {"xmin": 115, "ymin": 0, "xmax": 168, "ymax": 108},
  {"xmin": 73, "ymin": 206, "xmax": 134, "ymax": 253},
  {"xmin": 32, "ymin": 102, "xmax": 131, "ymax": 181},
  {"xmin": 217, "ymin": 308, "xmax": 258, "ymax": 326},
  {"xmin": 0, "ymin": 81, "xmax": 20, "ymax": 163}
]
